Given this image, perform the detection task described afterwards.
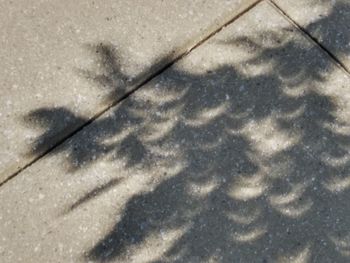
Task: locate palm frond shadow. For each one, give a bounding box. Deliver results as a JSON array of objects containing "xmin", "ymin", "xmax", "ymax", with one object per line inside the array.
[{"xmin": 25, "ymin": 2, "xmax": 350, "ymax": 262}]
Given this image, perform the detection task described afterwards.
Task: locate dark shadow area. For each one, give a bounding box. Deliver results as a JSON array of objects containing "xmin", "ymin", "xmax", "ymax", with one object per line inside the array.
[
  {"xmin": 307, "ymin": 0, "xmax": 350, "ymax": 63},
  {"xmin": 24, "ymin": 2, "xmax": 350, "ymax": 262},
  {"xmin": 23, "ymin": 107, "xmax": 87, "ymax": 156}
]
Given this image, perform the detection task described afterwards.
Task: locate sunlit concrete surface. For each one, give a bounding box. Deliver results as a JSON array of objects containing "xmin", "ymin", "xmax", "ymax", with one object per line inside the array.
[
  {"xmin": 1, "ymin": 1, "xmax": 350, "ymax": 262},
  {"xmin": 0, "ymin": 0, "xmax": 259, "ymax": 183},
  {"xmin": 274, "ymin": 0, "xmax": 350, "ymax": 71}
]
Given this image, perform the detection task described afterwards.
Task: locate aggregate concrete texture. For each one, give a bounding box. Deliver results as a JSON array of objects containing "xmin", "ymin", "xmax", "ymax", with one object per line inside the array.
[
  {"xmin": 274, "ymin": 0, "xmax": 350, "ymax": 71},
  {"xmin": 1, "ymin": 2, "xmax": 350, "ymax": 262},
  {"xmin": 0, "ymin": 0, "xmax": 259, "ymax": 182}
]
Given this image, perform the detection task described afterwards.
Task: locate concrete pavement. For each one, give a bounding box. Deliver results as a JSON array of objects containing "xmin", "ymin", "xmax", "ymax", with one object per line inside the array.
[
  {"xmin": 274, "ymin": 0, "xmax": 350, "ymax": 71},
  {"xmin": 0, "ymin": 0, "xmax": 259, "ymax": 183},
  {"xmin": 1, "ymin": 0, "xmax": 350, "ymax": 262}
]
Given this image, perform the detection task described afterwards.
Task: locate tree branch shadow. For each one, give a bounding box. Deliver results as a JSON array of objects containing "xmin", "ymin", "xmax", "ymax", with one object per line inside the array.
[{"xmin": 24, "ymin": 2, "xmax": 350, "ymax": 262}]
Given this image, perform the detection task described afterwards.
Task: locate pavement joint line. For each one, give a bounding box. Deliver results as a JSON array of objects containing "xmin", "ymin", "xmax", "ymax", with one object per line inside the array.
[
  {"xmin": 269, "ymin": 0, "xmax": 350, "ymax": 77},
  {"xmin": 0, "ymin": 0, "xmax": 263, "ymax": 188}
]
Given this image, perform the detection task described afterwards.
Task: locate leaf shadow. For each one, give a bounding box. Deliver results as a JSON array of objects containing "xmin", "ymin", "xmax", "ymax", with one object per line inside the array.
[{"xmin": 24, "ymin": 2, "xmax": 350, "ymax": 262}]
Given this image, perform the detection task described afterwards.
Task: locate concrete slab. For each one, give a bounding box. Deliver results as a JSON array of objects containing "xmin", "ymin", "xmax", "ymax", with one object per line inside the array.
[
  {"xmin": 1, "ymin": 1, "xmax": 350, "ymax": 262},
  {"xmin": 273, "ymin": 0, "xmax": 350, "ymax": 71},
  {"xmin": 0, "ymin": 0, "xmax": 259, "ymax": 183}
]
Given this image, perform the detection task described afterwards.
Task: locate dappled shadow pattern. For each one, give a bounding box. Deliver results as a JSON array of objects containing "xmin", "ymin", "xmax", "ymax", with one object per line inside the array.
[
  {"xmin": 25, "ymin": 2, "xmax": 350, "ymax": 263},
  {"xmin": 307, "ymin": 0, "xmax": 350, "ymax": 64}
]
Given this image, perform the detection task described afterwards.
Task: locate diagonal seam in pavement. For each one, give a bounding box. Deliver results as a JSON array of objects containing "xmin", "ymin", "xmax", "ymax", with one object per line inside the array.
[
  {"xmin": 269, "ymin": 0, "xmax": 350, "ymax": 76},
  {"xmin": 0, "ymin": 0, "xmax": 263, "ymax": 187}
]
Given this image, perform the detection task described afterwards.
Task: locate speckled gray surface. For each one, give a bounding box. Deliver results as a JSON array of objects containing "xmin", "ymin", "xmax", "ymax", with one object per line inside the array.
[
  {"xmin": 0, "ymin": 0, "xmax": 259, "ymax": 183},
  {"xmin": 273, "ymin": 0, "xmax": 350, "ymax": 71},
  {"xmin": 1, "ymin": 1, "xmax": 350, "ymax": 262}
]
